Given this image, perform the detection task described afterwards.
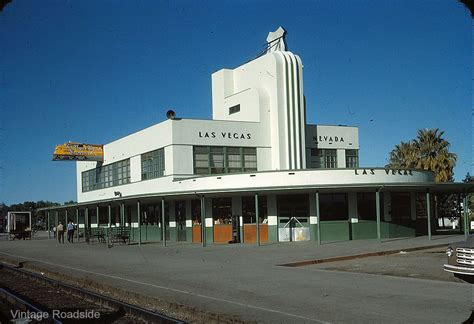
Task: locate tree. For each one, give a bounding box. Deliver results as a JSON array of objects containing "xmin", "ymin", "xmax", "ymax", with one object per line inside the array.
[
  {"xmin": 387, "ymin": 128, "xmax": 457, "ymax": 182},
  {"xmin": 463, "ymin": 172, "xmax": 474, "ymax": 220},
  {"xmin": 388, "ymin": 141, "xmax": 418, "ymax": 168},
  {"xmin": 463, "ymin": 172, "xmax": 473, "ymax": 183},
  {"xmin": 1, "ymin": 201, "xmax": 61, "ymax": 231}
]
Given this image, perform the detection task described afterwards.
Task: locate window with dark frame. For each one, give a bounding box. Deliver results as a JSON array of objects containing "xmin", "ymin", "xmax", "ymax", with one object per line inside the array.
[
  {"xmin": 141, "ymin": 148, "xmax": 165, "ymax": 180},
  {"xmin": 193, "ymin": 146, "xmax": 257, "ymax": 174},
  {"xmin": 346, "ymin": 149, "xmax": 359, "ymax": 168},
  {"xmin": 309, "ymin": 148, "xmax": 337, "ymax": 169},
  {"xmin": 81, "ymin": 158, "xmax": 130, "ymax": 192}
]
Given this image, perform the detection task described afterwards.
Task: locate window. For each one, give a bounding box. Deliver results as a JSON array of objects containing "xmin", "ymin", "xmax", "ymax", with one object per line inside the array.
[
  {"xmin": 212, "ymin": 197, "xmax": 232, "ymax": 224},
  {"xmin": 346, "ymin": 150, "xmax": 359, "ymax": 168},
  {"xmin": 391, "ymin": 192, "xmax": 411, "ymax": 220},
  {"xmin": 357, "ymin": 192, "xmax": 384, "ymax": 221},
  {"xmin": 193, "ymin": 146, "xmax": 257, "ymax": 174},
  {"xmin": 98, "ymin": 207, "xmax": 109, "ymax": 225},
  {"xmin": 319, "ymin": 194, "xmax": 348, "ymax": 221},
  {"xmin": 229, "ymin": 104, "xmax": 240, "ymax": 115},
  {"xmin": 242, "ymin": 196, "xmax": 267, "ymax": 224},
  {"xmin": 415, "ymin": 194, "xmax": 427, "ymax": 219},
  {"xmin": 227, "ymin": 147, "xmax": 242, "ymax": 173},
  {"xmin": 309, "ymin": 149, "xmax": 337, "ymax": 169},
  {"xmin": 194, "ymin": 146, "xmax": 210, "ymax": 174},
  {"xmin": 142, "ymin": 205, "xmax": 159, "ymax": 225},
  {"xmin": 210, "ymin": 147, "xmax": 225, "ymax": 174},
  {"xmin": 191, "ymin": 199, "xmax": 202, "ymax": 225},
  {"xmin": 141, "ymin": 148, "xmax": 165, "ymax": 180},
  {"xmin": 82, "ymin": 159, "xmax": 130, "ymax": 192},
  {"xmin": 243, "ymin": 148, "xmax": 257, "ymax": 171}
]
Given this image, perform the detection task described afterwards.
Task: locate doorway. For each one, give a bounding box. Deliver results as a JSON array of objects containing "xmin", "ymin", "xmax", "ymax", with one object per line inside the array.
[
  {"xmin": 175, "ymin": 201, "xmax": 187, "ymax": 241},
  {"xmin": 277, "ymin": 194, "xmax": 310, "ymax": 242}
]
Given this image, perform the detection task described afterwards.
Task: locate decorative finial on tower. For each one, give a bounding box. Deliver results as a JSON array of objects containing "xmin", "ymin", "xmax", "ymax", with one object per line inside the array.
[{"xmin": 266, "ymin": 26, "xmax": 286, "ymax": 52}]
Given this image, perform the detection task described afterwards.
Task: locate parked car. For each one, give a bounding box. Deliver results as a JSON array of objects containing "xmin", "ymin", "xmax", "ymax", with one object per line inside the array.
[{"xmin": 444, "ymin": 235, "xmax": 474, "ymax": 283}]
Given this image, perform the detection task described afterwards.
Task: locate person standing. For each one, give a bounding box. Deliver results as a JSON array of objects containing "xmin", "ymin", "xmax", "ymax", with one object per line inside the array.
[
  {"xmin": 67, "ymin": 220, "xmax": 75, "ymax": 243},
  {"xmin": 52, "ymin": 225, "xmax": 56, "ymax": 238},
  {"xmin": 57, "ymin": 222, "xmax": 64, "ymax": 243}
]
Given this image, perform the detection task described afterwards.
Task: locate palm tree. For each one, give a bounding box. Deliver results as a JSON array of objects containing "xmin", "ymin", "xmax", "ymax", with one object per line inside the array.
[
  {"xmin": 388, "ymin": 128, "xmax": 457, "ymax": 182},
  {"xmin": 414, "ymin": 128, "xmax": 457, "ymax": 182},
  {"xmin": 389, "ymin": 141, "xmax": 418, "ymax": 169}
]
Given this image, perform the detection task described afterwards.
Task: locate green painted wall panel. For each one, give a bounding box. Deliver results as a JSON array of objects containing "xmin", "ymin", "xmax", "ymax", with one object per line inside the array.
[
  {"xmin": 351, "ymin": 221, "xmax": 416, "ymax": 240},
  {"xmin": 320, "ymin": 221, "xmax": 349, "ymax": 242},
  {"xmin": 378, "ymin": 222, "xmax": 415, "ymax": 239},
  {"xmin": 383, "ymin": 222, "xmax": 416, "ymax": 238},
  {"xmin": 139, "ymin": 226, "xmax": 162, "ymax": 242},
  {"xmin": 169, "ymin": 227, "xmax": 177, "ymax": 241},
  {"xmin": 310, "ymin": 224, "xmax": 318, "ymax": 241},
  {"xmin": 351, "ymin": 221, "xmax": 377, "ymax": 240},
  {"xmin": 267, "ymin": 225, "xmax": 278, "ymax": 243},
  {"xmin": 205, "ymin": 227, "xmax": 213, "ymax": 243},
  {"xmin": 186, "ymin": 228, "xmax": 192, "ymax": 242}
]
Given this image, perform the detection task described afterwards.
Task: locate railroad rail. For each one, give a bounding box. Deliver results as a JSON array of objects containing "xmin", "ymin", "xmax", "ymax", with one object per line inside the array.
[{"xmin": 0, "ymin": 262, "xmax": 185, "ymax": 323}]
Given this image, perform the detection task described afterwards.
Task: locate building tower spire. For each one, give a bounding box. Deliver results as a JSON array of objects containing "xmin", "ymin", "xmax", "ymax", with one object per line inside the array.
[{"xmin": 266, "ymin": 26, "xmax": 287, "ymax": 52}]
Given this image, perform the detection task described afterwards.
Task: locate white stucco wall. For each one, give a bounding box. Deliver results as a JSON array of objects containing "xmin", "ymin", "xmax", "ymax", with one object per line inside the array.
[
  {"xmin": 130, "ymin": 156, "xmax": 141, "ymax": 182},
  {"xmin": 170, "ymin": 145, "xmax": 194, "ymax": 176},
  {"xmin": 76, "ymin": 117, "xmax": 274, "ymax": 199},
  {"xmin": 212, "ymin": 51, "xmax": 306, "ymax": 170},
  {"xmin": 306, "ymin": 125, "xmax": 359, "ymax": 149},
  {"xmin": 337, "ymin": 149, "xmax": 346, "ymax": 168},
  {"xmin": 77, "ymin": 168, "xmax": 434, "ymax": 203}
]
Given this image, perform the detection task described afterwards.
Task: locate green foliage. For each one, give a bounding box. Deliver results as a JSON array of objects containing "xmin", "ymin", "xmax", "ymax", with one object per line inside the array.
[
  {"xmin": 387, "ymin": 128, "xmax": 457, "ymax": 182},
  {"xmin": 463, "ymin": 172, "xmax": 474, "ymax": 218},
  {"xmin": 463, "ymin": 172, "xmax": 473, "ymax": 183},
  {"xmin": 0, "ymin": 200, "xmax": 61, "ymax": 230}
]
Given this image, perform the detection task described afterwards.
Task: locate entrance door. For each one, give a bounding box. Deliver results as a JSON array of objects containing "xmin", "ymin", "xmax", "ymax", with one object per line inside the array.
[
  {"xmin": 277, "ymin": 195, "xmax": 310, "ymax": 242},
  {"xmin": 175, "ymin": 201, "xmax": 187, "ymax": 241}
]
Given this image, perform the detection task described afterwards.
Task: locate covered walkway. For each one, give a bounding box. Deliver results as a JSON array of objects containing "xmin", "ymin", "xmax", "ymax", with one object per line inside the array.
[{"xmin": 38, "ymin": 181, "xmax": 474, "ymax": 246}]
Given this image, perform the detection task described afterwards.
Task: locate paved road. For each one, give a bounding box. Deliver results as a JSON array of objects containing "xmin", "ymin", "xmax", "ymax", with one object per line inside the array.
[
  {"xmin": 312, "ymin": 247, "xmax": 457, "ymax": 282},
  {"xmin": 0, "ymin": 234, "xmax": 471, "ymax": 323}
]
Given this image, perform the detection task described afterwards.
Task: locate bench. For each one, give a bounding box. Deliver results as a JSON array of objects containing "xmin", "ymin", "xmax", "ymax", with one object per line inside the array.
[
  {"xmin": 83, "ymin": 228, "xmax": 106, "ymax": 243},
  {"xmin": 111, "ymin": 227, "xmax": 130, "ymax": 244},
  {"xmin": 91, "ymin": 228, "xmax": 106, "ymax": 243}
]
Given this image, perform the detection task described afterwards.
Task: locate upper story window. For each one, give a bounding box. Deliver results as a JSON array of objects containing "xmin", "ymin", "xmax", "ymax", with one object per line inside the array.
[
  {"xmin": 193, "ymin": 146, "xmax": 257, "ymax": 175},
  {"xmin": 229, "ymin": 104, "xmax": 240, "ymax": 115},
  {"xmin": 345, "ymin": 149, "xmax": 359, "ymax": 168},
  {"xmin": 309, "ymin": 148, "xmax": 337, "ymax": 169},
  {"xmin": 82, "ymin": 159, "xmax": 130, "ymax": 192},
  {"xmin": 141, "ymin": 148, "xmax": 165, "ymax": 180}
]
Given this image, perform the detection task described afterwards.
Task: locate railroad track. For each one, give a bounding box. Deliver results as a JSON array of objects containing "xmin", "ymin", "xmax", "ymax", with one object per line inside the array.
[{"xmin": 0, "ymin": 262, "xmax": 185, "ymax": 323}]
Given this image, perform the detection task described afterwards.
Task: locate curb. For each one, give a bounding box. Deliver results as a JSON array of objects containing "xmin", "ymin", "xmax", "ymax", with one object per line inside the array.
[{"xmin": 278, "ymin": 243, "xmax": 449, "ymax": 267}]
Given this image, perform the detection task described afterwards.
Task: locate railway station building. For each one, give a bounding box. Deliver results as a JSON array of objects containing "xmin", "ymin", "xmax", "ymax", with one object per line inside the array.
[{"xmin": 41, "ymin": 27, "xmax": 472, "ymax": 245}]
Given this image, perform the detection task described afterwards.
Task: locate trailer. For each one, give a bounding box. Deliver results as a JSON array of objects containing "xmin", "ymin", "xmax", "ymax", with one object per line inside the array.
[{"xmin": 7, "ymin": 212, "xmax": 32, "ymax": 240}]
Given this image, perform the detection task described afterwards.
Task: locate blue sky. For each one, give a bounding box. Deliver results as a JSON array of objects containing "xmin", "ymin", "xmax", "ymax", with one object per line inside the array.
[{"xmin": 0, "ymin": 1, "xmax": 471, "ymax": 205}]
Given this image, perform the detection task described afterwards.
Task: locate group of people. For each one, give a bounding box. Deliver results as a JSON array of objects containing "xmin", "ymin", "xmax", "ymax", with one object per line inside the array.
[{"xmin": 52, "ymin": 220, "xmax": 75, "ymax": 243}]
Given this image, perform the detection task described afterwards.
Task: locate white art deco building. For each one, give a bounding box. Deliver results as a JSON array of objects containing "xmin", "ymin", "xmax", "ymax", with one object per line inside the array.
[{"xmin": 43, "ymin": 27, "xmax": 472, "ymax": 245}]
